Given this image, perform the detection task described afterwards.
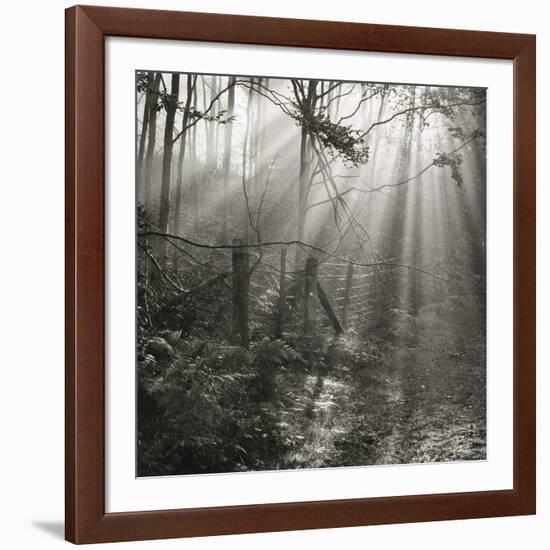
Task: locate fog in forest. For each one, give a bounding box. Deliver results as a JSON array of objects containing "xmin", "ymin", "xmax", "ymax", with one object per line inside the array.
[{"xmin": 136, "ymin": 71, "xmax": 487, "ymax": 476}]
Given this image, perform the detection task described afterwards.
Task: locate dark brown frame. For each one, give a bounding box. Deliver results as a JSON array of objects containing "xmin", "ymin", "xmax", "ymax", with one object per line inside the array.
[{"xmin": 65, "ymin": 4, "xmax": 536, "ymax": 544}]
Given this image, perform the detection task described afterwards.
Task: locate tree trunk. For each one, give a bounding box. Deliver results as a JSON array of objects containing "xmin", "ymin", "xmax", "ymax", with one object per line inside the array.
[
  {"xmin": 190, "ymin": 86, "xmax": 199, "ymax": 232},
  {"xmin": 137, "ymin": 71, "xmax": 154, "ymax": 198},
  {"xmin": 256, "ymin": 78, "xmax": 267, "ymax": 173},
  {"xmin": 206, "ymin": 75, "xmax": 218, "ymax": 171},
  {"xmin": 158, "ymin": 73, "xmax": 180, "ymax": 260},
  {"xmin": 293, "ymin": 79, "xmax": 318, "ymax": 268},
  {"xmin": 242, "ymin": 80, "xmax": 255, "ymax": 241},
  {"xmin": 172, "ymin": 75, "xmax": 196, "ymax": 239},
  {"xmin": 296, "ymin": 127, "xmax": 309, "ymax": 247},
  {"xmin": 304, "ymin": 256, "xmax": 318, "ymax": 336},
  {"xmin": 214, "ymin": 77, "xmax": 221, "ymax": 171},
  {"xmin": 221, "ymin": 76, "xmax": 236, "ymax": 242},
  {"xmin": 143, "ymin": 73, "xmax": 161, "ymax": 207}
]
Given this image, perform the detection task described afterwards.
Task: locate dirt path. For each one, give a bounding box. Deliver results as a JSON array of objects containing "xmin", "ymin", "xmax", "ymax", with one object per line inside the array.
[
  {"xmin": 280, "ymin": 372, "xmax": 354, "ymax": 469},
  {"xmin": 276, "ymin": 344, "xmax": 486, "ymax": 469}
]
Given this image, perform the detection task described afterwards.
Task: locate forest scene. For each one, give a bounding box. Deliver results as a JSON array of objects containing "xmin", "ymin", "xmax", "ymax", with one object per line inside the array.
[{"xmin": 136, "ymin": 70, "xmax": 487, "ymax": 477}]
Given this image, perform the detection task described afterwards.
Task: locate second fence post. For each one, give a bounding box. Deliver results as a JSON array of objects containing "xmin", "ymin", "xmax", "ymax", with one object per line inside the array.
[
  {"xmin": 342, "ymin": 262, "xmax": 354, "ymax": 330},
  {"xmin": 304, "ymin": 256, "xmax": 318, "ymax": 336}
]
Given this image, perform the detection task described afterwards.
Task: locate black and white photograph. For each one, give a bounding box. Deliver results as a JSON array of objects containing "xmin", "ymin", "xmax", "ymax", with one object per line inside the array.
[{"xmin": 135, "ymin": 71, "xmax": 487, "ymax": 477}]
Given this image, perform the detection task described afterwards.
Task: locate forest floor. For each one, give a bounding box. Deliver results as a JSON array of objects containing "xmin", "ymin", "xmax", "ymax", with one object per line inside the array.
[
  {"xmin": 138, "ymin": 314, "xmax": 487, "ymax": 474},
  {"xmin": 269, "ymin": 341, "xmax": 486, "ymax": 470}
]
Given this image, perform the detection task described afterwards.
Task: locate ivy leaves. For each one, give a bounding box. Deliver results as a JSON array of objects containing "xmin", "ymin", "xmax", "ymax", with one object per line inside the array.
[
  {"xmin": 433, "ymin": 151, "xmax": 464, "ymax": 186},
  {"xmin": 433, "ymin": 128, "xmax": 485, "ymax": 186},
  {"xmin": 297, "ymin": 112, "xmax": 370, "ymax": 167}
]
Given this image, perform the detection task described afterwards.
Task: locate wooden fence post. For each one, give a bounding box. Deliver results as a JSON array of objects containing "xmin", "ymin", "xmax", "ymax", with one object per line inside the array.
[
  {"xmin": 232, "ymin": 239, "xmax": 250, "ymax": 347},
  {"xmin": 274, "ymin": 246, "xmax": 287, "ymax": 338},
  {"xmin": 342, "ymin": 262, "xmax": 354, "ymax": 330},
  {"xmin": 304, "ymin": 256, "xmax": 318, "ymax": 336},
  {"xmin": 317, "ymin": 281, "xmax": 344, "ymax": 335}
]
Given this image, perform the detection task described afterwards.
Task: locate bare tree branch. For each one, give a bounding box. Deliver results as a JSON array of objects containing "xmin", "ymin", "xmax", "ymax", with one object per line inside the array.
[{"xmin": 139, "ymin": 232, "xmax": 449, "ymax": 282}]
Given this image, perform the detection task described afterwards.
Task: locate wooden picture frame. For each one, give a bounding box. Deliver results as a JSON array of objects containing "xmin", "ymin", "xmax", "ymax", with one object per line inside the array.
[{"xmin": 65, "ymin": 4, "xmax": 536, "ymax": 544}]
